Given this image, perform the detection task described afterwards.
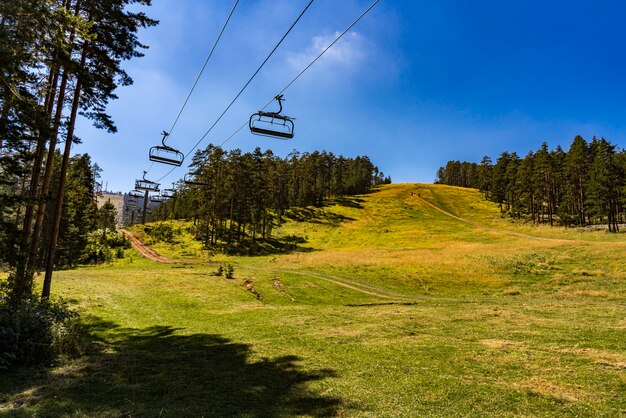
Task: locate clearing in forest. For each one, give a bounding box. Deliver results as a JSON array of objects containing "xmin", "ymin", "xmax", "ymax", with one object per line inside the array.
[{"xmin": 2, "ymin": 183, "xmax": 625, "ymax": 417}]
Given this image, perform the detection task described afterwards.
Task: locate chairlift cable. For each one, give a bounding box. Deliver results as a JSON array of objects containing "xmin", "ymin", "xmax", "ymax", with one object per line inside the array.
[
  {"xmin": 154, "ymin": 0, "xmax": 316, "ymax": 183},
  {"xmin": 165, "ymin": 0, "xmax": 240, "ymax": 140},
  {"xmin": 183, "ymin": 0, "xmax": 315, "ymax": 159},
  {"xmin": 221, "ymin": 0, "xmax": 381, "ymax": 147},
  {"xmin": 144, "ymin": 0, "xmax": 239, "ymax": 173},
  {"xmin": 154, "ymin": 0, "xmax": 380, "ymax": 186},
  {"xmin": 276, "ymin": 0, "xmax": 381, "ymax": 97}
]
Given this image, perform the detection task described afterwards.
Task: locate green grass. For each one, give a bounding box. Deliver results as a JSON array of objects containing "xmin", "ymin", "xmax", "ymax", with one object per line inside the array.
[{"xmin": 1, "ymin": 183, "xmax": 625, "ymax": 416}]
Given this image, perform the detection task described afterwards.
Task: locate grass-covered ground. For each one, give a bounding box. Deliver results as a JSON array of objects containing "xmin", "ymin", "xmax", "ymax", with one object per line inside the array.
[{"xmin": 1, "ymin": 183, "xmax": 625, "ymax": 416}]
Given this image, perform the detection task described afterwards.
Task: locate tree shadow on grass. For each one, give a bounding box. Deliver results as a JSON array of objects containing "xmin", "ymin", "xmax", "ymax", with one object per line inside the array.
[
  {"xmin": 345, "ymin": 302, "xmax": 421, "ymax": 308},
  {"xmin": 1, "ymin": 319, "xmax": 341, "ymax": 417},
  {"xmin": 326, "ymin": 196, "xmax": 365, "ymax": 209},
  {"xmin": 284, "ymin": 207, "xmax": 355, "ymax": 225},
  {"xmin": 214, "ymin": 235, "xmax": 319, "ymax": 257}
]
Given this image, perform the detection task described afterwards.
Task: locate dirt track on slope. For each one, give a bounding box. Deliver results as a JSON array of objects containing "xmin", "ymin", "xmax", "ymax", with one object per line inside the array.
[
  {"xmin": 122, "ymin": 230, "xmax": 174, "ymax": 263},
  {"xmin": 121, "ymin": 230, "xmax": 419, "ymax": 300},
  {"xmin": 282, "ymin": 270, "xmax": 419, "ymax": 300},
  {"xmin": 410, "ymin": 192, "xmax": 578, "ymax": 243}
]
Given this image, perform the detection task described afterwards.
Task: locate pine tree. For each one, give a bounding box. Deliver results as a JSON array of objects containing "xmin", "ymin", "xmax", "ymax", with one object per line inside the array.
[
  {"xmin": 490, "ymin": 152, "xmax": 510, "ymax": 211},
  {"xmin": 435, "ymin": 136, "xmax": 626, "ymax": 229},
  {"xmin": 504, "ymin": 152, "xmax": 520, "ymax": 215},
  {"xmin": 587, "ymin": 138, "xmax": 623, "ymax": 232},
  {"xmin": 41, "ymin": 0, "xmax": 157, "ymax": 298},
  {"xmin": 564, "ymin": 135, "xmax": 590, "ymax": 225},
  {"xmin": 478, "ymin": 156, "xmax": 493, "ymax": 198}
]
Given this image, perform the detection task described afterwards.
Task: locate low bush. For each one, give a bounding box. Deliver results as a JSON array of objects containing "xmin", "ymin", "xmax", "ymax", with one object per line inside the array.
[
  {"xmin": 225, "ymin": 264, "xmax": 235, "ymax": 279},
  {"xmin": 0, "ymin": 296, "xmax": 84, "ymax": 370},
  {"xmin": 144, "ymin": 222, "xmax": 177, "ymax": 244},
  {"xmin": 80, "ymin": 230, "xmax": 131, "ymax": 265},
  {"xmin": 214, "ymin": 265, "xmax": 224, "ymax": 277}
]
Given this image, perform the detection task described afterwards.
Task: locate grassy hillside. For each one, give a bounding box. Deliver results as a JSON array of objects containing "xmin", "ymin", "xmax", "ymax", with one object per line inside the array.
[{"xmin": 2, "ymin": 184, "xmax": 625, "ymax": 416}]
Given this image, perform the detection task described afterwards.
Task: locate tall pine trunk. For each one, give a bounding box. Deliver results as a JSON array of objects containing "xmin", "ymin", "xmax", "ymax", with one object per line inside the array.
[
  {"xmin": 0, "ymin": 96, "xmax": 11, "ymax": 153},
  {"xmin": 22, "ymin": 0, "xmax": 80, "ymax": 282},
  {"xmin": 42, "ymin": 43, "xmax": 87, "ymax": 299},
  {"xmin": 12, "ymin": 65, "xmax": 65, "ymax": 298},
  {"xmin": 26, "ymin": 68, "xmax": 69, "ymax": 270}
]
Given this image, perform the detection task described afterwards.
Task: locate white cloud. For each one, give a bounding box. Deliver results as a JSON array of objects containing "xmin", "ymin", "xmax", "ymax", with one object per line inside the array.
[{"xmin": 286, "ymin": 32, "xmax": 367, "ymax": 72}]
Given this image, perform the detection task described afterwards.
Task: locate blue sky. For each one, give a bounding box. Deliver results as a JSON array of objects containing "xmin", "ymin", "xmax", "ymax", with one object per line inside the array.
[{"xmin": 73, "ymin": 0, "xmax": 626, "ymax": 192}]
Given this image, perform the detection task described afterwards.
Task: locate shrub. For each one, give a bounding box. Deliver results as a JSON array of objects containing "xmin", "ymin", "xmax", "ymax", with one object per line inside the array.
[
  {"xmin": 225, "ymin": 264, "xmax": 234, "ymax": 279},
  {"xmin": 80, "ymin": 230, "xmax": 130, "ymax": 265},
  {"xmin": 0, "ymin": 298, "xmax": 84, "ymax": 370},
  {"xmin": 144, "ymin": 223, "xmax": 176, "ymax": 244}
]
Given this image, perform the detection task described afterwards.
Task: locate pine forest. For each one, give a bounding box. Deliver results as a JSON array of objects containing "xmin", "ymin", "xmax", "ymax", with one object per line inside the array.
[{"xmin": 435, "ymin": 136, "xmax": 626, "ymax": 231}]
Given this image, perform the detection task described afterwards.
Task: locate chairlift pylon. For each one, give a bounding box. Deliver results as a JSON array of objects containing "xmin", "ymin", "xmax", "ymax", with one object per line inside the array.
[
  {"xmin": 249, "ymin": 95, "xmax": 294, "ymax": 140},
  {"xmin": 183, "ymin": 171, "xmax": 209, "ymax": 186},
  {"xmin": 149, "ymin": 131, "xmax": 185, "ymax": 166},
  {"xmin": 135, "ymin": 171, "xmax": 160, "ymax": 192}
]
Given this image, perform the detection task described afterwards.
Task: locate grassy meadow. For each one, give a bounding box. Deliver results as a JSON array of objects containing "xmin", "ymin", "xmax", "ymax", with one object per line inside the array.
[{"xmin": 1, "ymin": 183, "xmax": 625, "ymax": 416}]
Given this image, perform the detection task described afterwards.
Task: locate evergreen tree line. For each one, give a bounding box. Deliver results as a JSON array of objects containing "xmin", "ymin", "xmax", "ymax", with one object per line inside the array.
[
  {"xmin": 3, "ymin": 147, "xmax": 122, "ymax": 268},
  {"xmin": 34, "ymin": 152, "xmax": 121, "ymax": 268},
  {"xmin": 0, "ymin": 0, "xmax": 155, "ymax": 303},
  {"xmin": 435, "ymin": 136, "xmax": 626, "ymax": 231},
  {"xmin": 151, "ymin": 145, "xmax": 390, "ymax": 253}
]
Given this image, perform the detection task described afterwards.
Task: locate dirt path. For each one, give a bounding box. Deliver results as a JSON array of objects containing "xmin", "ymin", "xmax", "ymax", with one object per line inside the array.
[
  {"xmin": 122, "ymin": 229, "xmax": 454, "ymax": 300},
  {"xmin": 410, "ymin": 193, "xmax": 579, "ymax": 243},
  {"xmin": 122, "ymin": 230, "xmax": 175, "ymax": 264},
  {"xmin": 275, "ymin": 269, "xmax": 422, "ymax": 300},
  {"xmin": 292, "ymin": 271, "xmax": 405, "ymax": 299},
  {"xmin": 121, "ymin": 231, "xmax": 416, "ymax": 300}
]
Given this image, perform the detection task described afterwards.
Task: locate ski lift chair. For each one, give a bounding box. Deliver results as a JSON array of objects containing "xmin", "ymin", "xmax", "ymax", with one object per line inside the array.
[
  {"xmin": 129, "ymin": 190, "xmax": 144, "ymax": 198},
  {"xmin": 249, "ymin": 95, "xmax": 294, "ymax": 139},
  {"xmin": 160, "ymin": 182, "xmax": 177, "ymax": 198},
  {"xmin": 135, "ymin": 171, "xmax": 160, "ymax": 192},
  {"xmin": 150, "ymin": 195, "xmax": 166, "ymax": 203},
  {"xmin": 149, "ymin": 132, "xmax": 185, "ymax": 166},
  {"xmin": 183, "ymin": 171, "xmax": 209, "ymax": 186}
]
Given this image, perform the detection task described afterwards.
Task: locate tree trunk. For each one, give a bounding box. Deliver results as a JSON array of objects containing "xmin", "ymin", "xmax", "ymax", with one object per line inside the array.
[
  {"xmin": 24, "ymin": 0, "xmax": 80, "ymax": 279},
  {"xmin": 27, "ymin": 68, "xmax": 69, "ymax": 270},
  {"xmin": 41, "ymin": 41, "xmax": 87, "ymax": 300},
  {"xmin": 228, "ymin": 197, "xmax": 235, "ymax": 244},
  {"xmin": 11, "ymin": 1, "xmax": 73, "ymax": 301},
  {"xmin": 0, "ymin": 95, "xmax": 11, "ymax": 153},
  {"xmin": 13, "ymin": 66, "xmax": 67, "ymax": 297}
]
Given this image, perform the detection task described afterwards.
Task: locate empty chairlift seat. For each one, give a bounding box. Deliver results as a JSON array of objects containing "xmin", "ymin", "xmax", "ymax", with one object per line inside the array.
[
  {"xmin": 149, "ymin": 132, "xmax": 185, "ymax": 166},
  {"xmin": 249, "ymin": 95, "xmax": 295, "ymax": 140},
  {"xmin": 135, "ymin": 171, "xmax": 160, "ymax": 192},
  {"xmin": 150, "ymin": 195, "xmax": 166, "ymax": 203},
  {"xmin": 183, "ymin": 171, "xmax": 209, "ymax": 186},
  {"xmin": 161, "ymin": 185, "xmax": 177, "ymax": 198}
]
